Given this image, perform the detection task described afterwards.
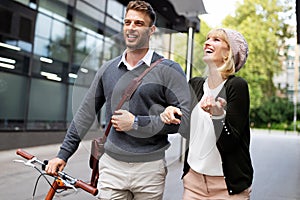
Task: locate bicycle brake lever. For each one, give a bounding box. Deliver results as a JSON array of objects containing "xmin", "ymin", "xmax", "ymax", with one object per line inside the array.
[
  {"xmin": 58, "ymin": 172, "xmax": 78, "ymax": 191},
  {"xmin": 13, "ymin": 159, "xmax": 26, "ymax": 164},
  {"xmin": 60, "ymin": 179, "xmax": 78, "ymax": 192},
  {"xmin": 13, "ymin": 158, "xmax": 36, "ymax": 168}
]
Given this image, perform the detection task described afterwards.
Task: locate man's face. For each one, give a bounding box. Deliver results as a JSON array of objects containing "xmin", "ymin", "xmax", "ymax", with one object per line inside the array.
[{"xmin": 123, "ymin": 9, "xmax": 155, "ymax": 51}]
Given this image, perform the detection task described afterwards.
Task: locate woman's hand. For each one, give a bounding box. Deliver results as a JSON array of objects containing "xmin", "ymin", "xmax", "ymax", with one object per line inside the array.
[
  {"xmin": 200, "ymin": 96, "xmax": 227, "ymax": 116},
  {"xmin": 160, "ymin": 106, "xmax": 182, "ymax": 125}
]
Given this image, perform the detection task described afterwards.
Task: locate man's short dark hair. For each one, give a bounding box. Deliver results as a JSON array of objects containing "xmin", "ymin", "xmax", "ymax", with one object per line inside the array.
[{"xmin": 126, "ymin": 1, "xmax": 156, "ymax": 26}]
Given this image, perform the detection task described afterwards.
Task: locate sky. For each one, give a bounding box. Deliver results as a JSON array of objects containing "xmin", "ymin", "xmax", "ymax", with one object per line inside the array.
[
  {"xmin": 201, "ymin": 0, "xmax": 242, "ymax": 27},
  {"xmin": 201, "ymin": 0, "xmax": 296, "ymax": 27}
]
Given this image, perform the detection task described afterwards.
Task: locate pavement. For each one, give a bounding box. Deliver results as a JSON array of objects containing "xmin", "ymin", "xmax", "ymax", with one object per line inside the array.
[
  {"xmin": 1, "ymin": 129, "xmax": 300, "ymax": 200},
  {"xmin": 0, "ymin": 134, "xmax": 184, "ymax": 200}
]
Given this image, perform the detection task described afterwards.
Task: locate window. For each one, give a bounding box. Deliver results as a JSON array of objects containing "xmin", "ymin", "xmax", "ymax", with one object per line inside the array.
[
  {"xmin": 35, "ymin": 13, "xmax": 51, "ymax": 38},
  {"xmin": 0, "ymin": 72, "xmax": 28, "ymax": 130},
  {"xmin": 105, "ymin": 16, "xmax": 122, "ymax": 34},
  {"xmin": 19, "ymin": 16, "xmax": 33, "ymax": 42},
  {"xmin": 0, "ymin": 7, "xmax": 12, "ymax": 35},
  {"xmin": 13, "ymin": 0, "xmax": 30, "ymax": 6},
  {"xmin": 49, "ymin": 20, "xmax": 71, "ymax": 62},
  {"xmin": 74, "ymin": 29, "xmax": 104, "ymax": 71},
  {"xmin": 75, "ymin": 1, "xmax": 105, "ymax": 33},
  {"xmin": 107, "ymin": 0, "xmax": 124, "ymax": 22},
  {"xmin": 34, "ymin": 11, "xmax": 71, "ymax": 79},
  {"xmin": 39, "ymin": 0, "xmax": 70, "ymax": 22},
  {"xmin": 87, "ymin": 0, "xmax": 106, "ymax": 12},
  {"xmin": 103, "ymin": 36, "xmax": 123, "ymax": 61},
  {"xmin": 0, "ymin": 0, "xmax": 36, "ymax": 50},
  {"xmin": 27, "ymin": 78, "xmax": 67, "ymax": 130}
]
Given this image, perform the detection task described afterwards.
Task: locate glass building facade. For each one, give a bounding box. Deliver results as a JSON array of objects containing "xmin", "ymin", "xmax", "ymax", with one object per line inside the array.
[{"xmin": 0, "ymin": 0, "xmax": 189, "ymax": 132}]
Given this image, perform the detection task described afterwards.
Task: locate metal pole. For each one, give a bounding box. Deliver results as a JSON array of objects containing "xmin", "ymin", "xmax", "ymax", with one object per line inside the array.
[
  {"xmin": 185, "ymin": 26, "xmax": 194, "ymax": 81},
  {"xmin": 294, "ymin": 43, "xmax": 299, "ymax": 133},
  {"xmin": 181, "ymin": 26, "xmax": 194, "ymax": 162}
]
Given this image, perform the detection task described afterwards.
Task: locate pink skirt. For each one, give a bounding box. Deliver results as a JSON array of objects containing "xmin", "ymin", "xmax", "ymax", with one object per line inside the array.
[{"xmin": 183, "ymin": 168, "xmax": 251, "ymax": 200}]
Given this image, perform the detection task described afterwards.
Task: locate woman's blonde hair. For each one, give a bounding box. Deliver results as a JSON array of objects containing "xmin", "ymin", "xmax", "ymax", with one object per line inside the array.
[{"xmin": 206, "ymin": 29, "xmax": 236, "ymax": 78}]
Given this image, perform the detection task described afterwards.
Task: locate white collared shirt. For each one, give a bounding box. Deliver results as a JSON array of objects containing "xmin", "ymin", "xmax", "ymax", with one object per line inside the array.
[{"xmin": 118, "ymin": 49, "xmax": 154, "ymax": 70}]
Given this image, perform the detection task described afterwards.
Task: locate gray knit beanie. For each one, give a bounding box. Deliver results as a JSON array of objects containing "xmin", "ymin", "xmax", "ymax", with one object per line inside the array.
[{"xmin": 221, "ymin": 28, "xmax": 249, "ymax": 72}]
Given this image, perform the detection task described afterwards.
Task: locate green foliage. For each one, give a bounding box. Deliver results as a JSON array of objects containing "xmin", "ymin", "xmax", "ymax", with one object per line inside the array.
[
  {"xmin": 186, "ymin": 0, "xmax": 294, "ymax": 110},
  {"xmin": 173, "ymin": 0, "xmax": 295, "ymax": 130},
  {"xmin": 172, "ymin": 32, "xmax": 187, "ymax": 73},
  {"xmin": 250, "ymin": 96, "xmax": 294, "ymax": 128},
  {"xmin": 172, "ymin": 21, "xmax": 212, "ymax": 77},
  {"xmin": 220, "ymin": 0, "xmax": 294, "ymax": 110},
  {"xmin": 191, "ymin": 21, "xmax": 211, "ymax": 77}
]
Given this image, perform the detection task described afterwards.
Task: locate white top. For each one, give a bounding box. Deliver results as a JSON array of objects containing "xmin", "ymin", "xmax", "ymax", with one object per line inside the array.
[{"xmin": 187, "ymin": 78, "xmax": 226, "ymax": 176}]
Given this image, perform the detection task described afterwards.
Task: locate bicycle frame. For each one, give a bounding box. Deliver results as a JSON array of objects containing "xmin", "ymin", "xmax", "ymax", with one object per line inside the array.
[
  {"xmin": 46, "ymin": 178, "xmax": 67, "ymax": 200},
  {"xmin": 14, "ymin": 149, "xmax": 98, "ymax": 200}
]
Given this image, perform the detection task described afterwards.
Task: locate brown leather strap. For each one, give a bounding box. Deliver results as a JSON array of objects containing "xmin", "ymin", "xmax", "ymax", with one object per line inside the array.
[
  {"xmin": 89, "ymin": 58, "xmax": 163, "ymax": 187},
  {"xmin": 104, "ymin": 57, "xmax": 164, "ymax": 137}
]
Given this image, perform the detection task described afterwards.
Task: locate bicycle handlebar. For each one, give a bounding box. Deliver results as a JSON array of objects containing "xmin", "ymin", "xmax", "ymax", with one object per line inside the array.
[
  {"xmin": 75, "ymin": 180, "xmax": 98, "ymax": 195},
  {"xmin": 17, "ymin": 148, "xmax": 35, "ymax": 160},
  {"xmin": 16, "ymin": 148, "xmax": 98, "ymax": 196}
]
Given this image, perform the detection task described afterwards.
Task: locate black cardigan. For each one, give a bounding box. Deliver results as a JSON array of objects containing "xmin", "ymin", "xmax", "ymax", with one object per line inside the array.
[{"xmin": 182, "ymin": 75, "xmax": 254, "ymax": 195}]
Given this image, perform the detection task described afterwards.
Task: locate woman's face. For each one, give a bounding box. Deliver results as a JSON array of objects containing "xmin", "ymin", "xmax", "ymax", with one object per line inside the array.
[{"xmin": 203, "ymin": 32, "xmax": 230, "ymax": 67}]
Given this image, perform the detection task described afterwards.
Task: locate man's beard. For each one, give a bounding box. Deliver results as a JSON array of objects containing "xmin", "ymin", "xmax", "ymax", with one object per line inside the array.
[{"xmin": 124, "ymin": 31, "xmax": 150, "ymax": 51}]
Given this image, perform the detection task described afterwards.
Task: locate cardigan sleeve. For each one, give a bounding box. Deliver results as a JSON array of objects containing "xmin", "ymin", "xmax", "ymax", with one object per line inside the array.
[{"xmin": 216, "ymin": 76, "xmax": 250, "ymax": 153}]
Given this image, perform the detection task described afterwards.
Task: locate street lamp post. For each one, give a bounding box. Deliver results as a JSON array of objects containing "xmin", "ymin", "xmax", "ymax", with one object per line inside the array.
[{"xmin": 294, "ymin": 43, "xmax": 299, "ymax": 132}]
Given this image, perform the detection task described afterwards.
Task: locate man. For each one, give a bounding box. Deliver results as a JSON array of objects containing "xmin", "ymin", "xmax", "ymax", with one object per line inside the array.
[{"xmin": 46, "ymin": 1, "xmax": 190, "ymax": 199}]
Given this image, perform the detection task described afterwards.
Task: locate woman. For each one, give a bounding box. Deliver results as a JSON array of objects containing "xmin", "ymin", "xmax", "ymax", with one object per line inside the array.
[{"xmin": 161, "ymin": 28, "xmax": 253, "ymax": 199}]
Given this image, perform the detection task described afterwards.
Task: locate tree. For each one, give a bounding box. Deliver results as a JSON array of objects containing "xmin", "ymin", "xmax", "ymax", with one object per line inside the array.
[
  {"xmin": 251, "ymin": 96, "xmax": 294, "ymax": 128},
  {"xmin": 191, "ymin": 21, "xmax": 211, "ymax": 77},
  {"xmin": 171, "ymin": 21, "xmax": 211, "ymax": 77},
  {"xmin": 175, "ymin": 0, "xmax": 293, "ymax": 109},
  {"xmin": 221, "ymin": 0, "xmax": 294, "ymax": 109}
]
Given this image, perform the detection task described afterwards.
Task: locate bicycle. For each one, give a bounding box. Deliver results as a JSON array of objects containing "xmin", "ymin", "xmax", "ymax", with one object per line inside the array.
[{"xmin": 14, "ymin": 148, "xmax": 98, "ymax": 200}]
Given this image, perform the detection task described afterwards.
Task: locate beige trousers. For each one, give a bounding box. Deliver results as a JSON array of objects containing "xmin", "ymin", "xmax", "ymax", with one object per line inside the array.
[
  {"xmin": 97, "ymin": 153, "xmax": 167, "ymax": 200},
  {"xmin": 183, "ymin": 169, "xmax": 251, "ymax": 200}
]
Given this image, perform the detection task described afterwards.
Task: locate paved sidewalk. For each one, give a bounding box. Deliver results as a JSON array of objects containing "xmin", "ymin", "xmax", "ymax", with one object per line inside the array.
[
  {"xmin": 0, "ymin": 135, "xmax": 184, "ymax": 200},
  {"xmin": 1, "ymin": 129, "xmax": 299, "ymax": 200}
]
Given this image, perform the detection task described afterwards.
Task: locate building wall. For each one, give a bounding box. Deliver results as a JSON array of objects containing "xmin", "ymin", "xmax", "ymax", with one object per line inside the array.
[
  {"xmin": 274, "ymin": 26, "xmax": 300, "ymax": 103},
  {"xmin": 0, "ymin": 0, "xmax": 183, "ymax": 133},
  {"xmin": 0, "ymin": 0, "xmax": 124, "ymax": 131}
]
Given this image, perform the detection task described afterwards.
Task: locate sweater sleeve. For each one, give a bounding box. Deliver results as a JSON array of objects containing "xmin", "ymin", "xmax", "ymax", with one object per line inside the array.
[
  {"xmin": 130, "ymin": 60, "xmax": 191, "ymax": 139},
  {"xmin": 57, "ymin": 64, "xmax": 108, "ymax": 162},
  {"xmin": 160, "ymin": 62, "xmax": 190, "ymax": 138}
]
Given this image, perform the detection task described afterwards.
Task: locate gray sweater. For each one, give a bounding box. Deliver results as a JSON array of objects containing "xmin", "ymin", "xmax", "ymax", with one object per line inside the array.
[{"xmin": 58, "ymin": 52, "xmax": 190, "ymax": 162}]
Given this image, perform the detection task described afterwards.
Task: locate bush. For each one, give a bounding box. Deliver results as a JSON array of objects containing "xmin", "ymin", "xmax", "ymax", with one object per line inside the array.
[{"xmin": 250, "ymin": 96, "xmax": 296, "ymax": 129}]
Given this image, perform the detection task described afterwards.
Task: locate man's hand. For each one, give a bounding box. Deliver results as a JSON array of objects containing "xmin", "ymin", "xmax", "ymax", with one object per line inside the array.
[
  {"xmin": 111, "ymin": 109, "xmax": 135, "ymax": 131},
  {"xmin": 45, "ymin": 157, "xmax": 66, "ymax": 176}
]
